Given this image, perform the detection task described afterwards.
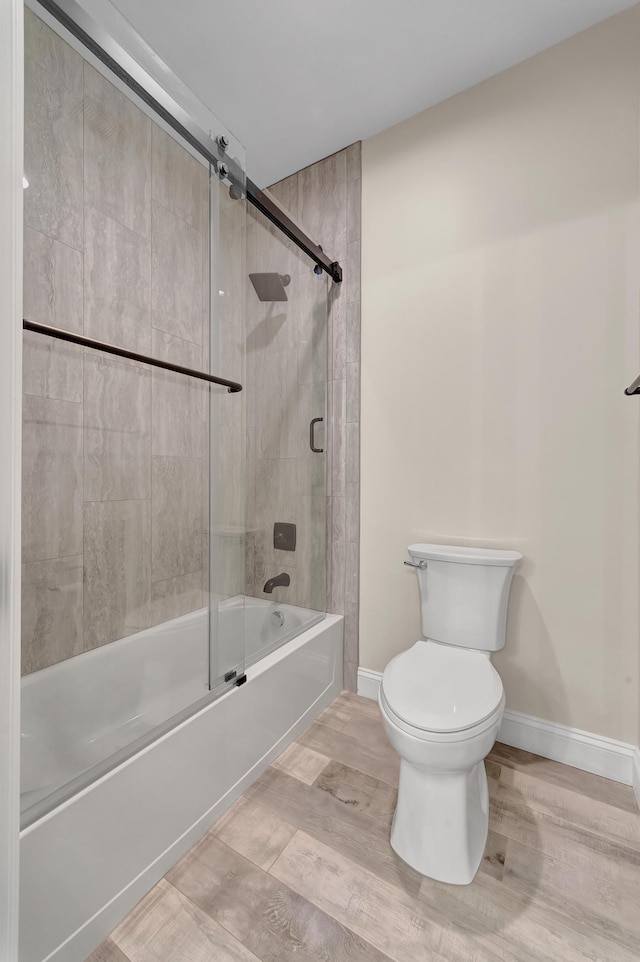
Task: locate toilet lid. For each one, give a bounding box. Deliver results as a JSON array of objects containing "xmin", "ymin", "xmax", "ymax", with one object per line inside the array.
[{"xmin": 381, "ymin": 641, "xmax": 504, "ymax": 733}]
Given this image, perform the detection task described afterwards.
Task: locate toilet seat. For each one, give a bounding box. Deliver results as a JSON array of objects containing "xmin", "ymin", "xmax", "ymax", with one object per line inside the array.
[{"xmin": 380, "ymin": 641, "xmax": 504, "ymax": 735}]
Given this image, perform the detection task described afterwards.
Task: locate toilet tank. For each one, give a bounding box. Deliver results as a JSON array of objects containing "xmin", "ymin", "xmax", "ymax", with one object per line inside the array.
[{"xmin": 408, "ymin": 543, "xmax": 522, "ymax": 651}]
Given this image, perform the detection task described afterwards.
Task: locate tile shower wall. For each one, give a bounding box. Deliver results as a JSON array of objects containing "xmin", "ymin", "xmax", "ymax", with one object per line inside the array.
[
  {"xmin": 246, "ymin": 146, "xmax": 361, "ymax": 689},
  {"xmin": 21, "ymin": 10, "xmax": 209, "ymax": 673}
]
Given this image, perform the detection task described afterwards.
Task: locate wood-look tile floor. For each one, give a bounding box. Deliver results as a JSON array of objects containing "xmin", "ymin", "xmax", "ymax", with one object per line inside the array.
[{"xmin": 88, "ymin": 692, "xmax": 640, "ymax": 962}]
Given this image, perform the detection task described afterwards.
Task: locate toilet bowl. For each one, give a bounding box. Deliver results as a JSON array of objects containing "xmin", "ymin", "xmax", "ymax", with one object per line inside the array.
[{"xmin": 379, "ymin": 543, "xmax": 521, "ymax": 885}]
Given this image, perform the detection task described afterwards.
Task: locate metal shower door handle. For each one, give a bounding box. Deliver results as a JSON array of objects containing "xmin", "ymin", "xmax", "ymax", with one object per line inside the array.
[{"xmin": 309, "ymin": 417, "xmax": 324, "ymax": 453}]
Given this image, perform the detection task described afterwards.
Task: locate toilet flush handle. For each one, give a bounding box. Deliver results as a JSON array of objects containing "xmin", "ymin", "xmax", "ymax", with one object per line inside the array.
[{"xmin": 404, "ymin": 559, "xmax": 427, "ymax": 569}]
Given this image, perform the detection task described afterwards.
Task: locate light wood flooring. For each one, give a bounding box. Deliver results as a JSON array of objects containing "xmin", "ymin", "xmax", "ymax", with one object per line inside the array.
[{"xmin": 88, "ymin": 692, "xmax": 640, "ymax": 962}]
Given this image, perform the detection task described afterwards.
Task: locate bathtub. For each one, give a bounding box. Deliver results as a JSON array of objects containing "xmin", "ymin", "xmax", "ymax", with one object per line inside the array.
[
  {"xmin": 19, "ymin": 600, "xmax": 342, "ymax": 962},
  {"xmin": 219, "ymin": 595, "xmax": 325, "ymax": 671},
  {"xmin": 21, "ymin": 597, "xmax": 325, "ymax": 823}
]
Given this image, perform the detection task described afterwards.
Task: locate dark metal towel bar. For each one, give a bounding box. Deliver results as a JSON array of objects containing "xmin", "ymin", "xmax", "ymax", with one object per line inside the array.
[
  {"xmin": 625, "ymin": 374, "xmax": 640, "ymax": 396},
  {"xmin": 23, "ymin": 320, "xmax": 243, "ymax": 393}
]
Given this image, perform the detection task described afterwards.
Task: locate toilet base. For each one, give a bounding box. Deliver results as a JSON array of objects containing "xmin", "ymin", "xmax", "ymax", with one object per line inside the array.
[{"xmin": 390, "ymin": 758, "xmax": 489, "ymax": 885}]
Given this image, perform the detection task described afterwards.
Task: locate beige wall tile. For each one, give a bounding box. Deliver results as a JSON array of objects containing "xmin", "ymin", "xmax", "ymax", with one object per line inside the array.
[
  {"xmin": 255, "ymin": 350, "xmax": 298, "ymax": 460},
  {"xmin": 345, "ymin": 541, "xmax": 359, "ymax": 606},
  {"xmin": 22, "ymin": 395, "xmax": 83, "ymax": 563},
  {"xmin": 347, "ymin": 167, "xmax": 362, "ymax": 245},
  {"xmin": 298, "ymin": 150, "xmax": 347, "ymax": 259},
  {"xmin": 152, "ymin": 202, "xmax": 203, "ymax": 345},
  {"xmin": 297, "ymin": 270, "xmax": 328, "ymax": 342},
  {"xmin": 346, "ymin": 141, "xmax": 361, "ymax": 183},
  {"xmin": 346, "ymin": 239, "xmax": 361, "ymax": 304},
  {"xmin": 296, "ymin": 495, "xmax": 327, "ymax": 611},
  {"xmin": 346, "ymin": 421, "xmax": 360, "ymax": 483},
  {"xmin": 346, "ymin": 482, "xmax": 360, "ymax": 544},
  {"xmin": 25, "ymin": 8, "xmax": 83, "ymax": 97},
  {"xmin": 268, "ymin": 173, "xmax": 299, "ymax": 220},
  {"xmin": 84, "ymin": 63, "xmax": 151, "ymax": 238},
  {"xmin": 328, "ymin": 377, "xmax": 346, "ymax": 498},
  {"xmin": 346, "ymin": 299, "xmax": 361, "ymax": 365},
  {"xmin": 151, "ymin": 570, "xmax": 203, "ymax": 626},
  {"xmin": 23, "ymin": 334, "xmax": 83, "ymax": 405},
  {"xmin": 84, "ymin": 353, "xmax": 151, "ymax": 502},
  {"xmin": 298, "ymin": 272, "xmax": 329, "ymax": 387},
  {"xmin": 344, "ymin": 660, "xmax": 358, "ymax": 692},
  {"xmin": 22, "ymin": 556, "xmax": 83, "ymax": 674},
  {"xmin": 244, "ymin": 528, "xmax": 256, "ymax": 598},
  {"xmin": 152, "ymin": 124, "xmax": 207, "ymax": 232},
  {"xmin": 24, "ymin": 55, "xmax": 83, "ymax": 250},
  {"xmin": 254, "ymin": 459, "xmax": 297, "ymax": 568},
  {"xmin": 248, "ymin": 206, "xmax": 301, "ymax": 281},
  {"xmin": 245, "ymin": 426, "xmax": 256, "ymax": 526},
  {"xmin": 346, "ymin": 361, "xmax": 360, "ymax": 424},
  {"xmin": 152, "ymin": 456, "xmax": 202, "ymax": 582},
  {"xmin": 23, "ymin": 226, "xmax": 83, "ymax": 330},
  {"xmin": 84, "ymin": 205, "xmax": 151, "ymax": 354},
  {"xmin": 151, "ymin": 330, "xmax": 205, "ymax": 459},
  {"xmin": 250, "ymin": 299, "xmax": 297, "ymax": 356},
  {"xmin": 244, "ymin": 340, "xmax": 257, "ymax": 430},
  {"xmin": 330, "ymin": 283, "xmax": 347, "ymax": 380},
  {"xmin": 328, "ymin": 495, "xmax": 345, "ymax": 614},
  {"xmin": 344, "ymin": 603, "xmax": 359, "ymax": 667},
  {"xmin": 216, "ymin": 423, "xmax": 245, "ymax": 536},
  {"xmin": 84, "ymin": 500, "xmax": 151, "ymax": 648},
  {"xmin": 298, "ymin": 333, "xmax": 328, "ymax": 388}
]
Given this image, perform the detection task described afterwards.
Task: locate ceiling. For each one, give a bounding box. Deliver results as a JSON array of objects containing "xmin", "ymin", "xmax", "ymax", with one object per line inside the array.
[{"xmin": 100, "ymin": 0, "xmax": 636, "ymax": 186}]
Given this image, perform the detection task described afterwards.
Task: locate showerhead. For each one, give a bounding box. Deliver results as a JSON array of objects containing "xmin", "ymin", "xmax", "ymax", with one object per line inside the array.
[{"xmin": 249, "ymin": 272, "xmax": 291, "ymax": 302}]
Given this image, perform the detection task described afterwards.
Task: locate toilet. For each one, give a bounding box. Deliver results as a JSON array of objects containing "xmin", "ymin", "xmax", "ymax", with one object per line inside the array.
[{"xmin": 379, "ymin": 542, "xmax": 522, "ymax": 885}]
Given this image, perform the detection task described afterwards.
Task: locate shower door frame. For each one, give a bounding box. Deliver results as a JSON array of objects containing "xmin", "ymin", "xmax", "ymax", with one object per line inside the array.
[{"xmin": 0, "ymin": 0, "xmax": 23, "ymax": 955}]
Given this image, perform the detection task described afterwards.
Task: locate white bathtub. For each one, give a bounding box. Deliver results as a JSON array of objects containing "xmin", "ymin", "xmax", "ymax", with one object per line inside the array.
[
  {"xmin": 21, "ymin": 608, "xmax": 210, "ymax": 817},
  {"xmin": 19, "ymin": 603, "xmax": 342, "ymax": 962},
  {"xmin": 21, "ymin": 597, "xmax": 324, "ymax": 820},
  {"xmin": 219, "ymin": 595, "xmax": 324, "ymax": 670}
]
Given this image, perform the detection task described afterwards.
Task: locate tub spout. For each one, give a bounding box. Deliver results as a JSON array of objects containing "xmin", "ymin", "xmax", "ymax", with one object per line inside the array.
[{"xmin": 263, "ymin": 572, "xmax": 290, "ymax": 594}]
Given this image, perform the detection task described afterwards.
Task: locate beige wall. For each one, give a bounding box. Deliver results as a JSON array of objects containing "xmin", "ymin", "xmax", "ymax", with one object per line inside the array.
[{"xmin": 360, "ymin": 8, "xmax": 640, "ymax": 742}]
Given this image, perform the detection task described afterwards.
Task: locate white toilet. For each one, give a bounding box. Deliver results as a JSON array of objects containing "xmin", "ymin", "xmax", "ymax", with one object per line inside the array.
[{"xmin": 379, "ymin": 542, "xmax": 522, "ymax": 885}]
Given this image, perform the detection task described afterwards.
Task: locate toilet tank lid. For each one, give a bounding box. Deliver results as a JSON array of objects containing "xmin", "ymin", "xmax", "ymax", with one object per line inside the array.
[{"xmin": 408, "ymin": 543, "xmax": 522, "ymax": 566}]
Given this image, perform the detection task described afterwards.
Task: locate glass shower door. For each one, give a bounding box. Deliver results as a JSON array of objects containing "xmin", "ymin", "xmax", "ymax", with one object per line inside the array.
[
  {"xmin": 20, "ymin": 3, "xmax": 246, "ymax": 824},
  {"xmin": 244, "ymin": 191, "xmax": 329, "ymax": 668}
]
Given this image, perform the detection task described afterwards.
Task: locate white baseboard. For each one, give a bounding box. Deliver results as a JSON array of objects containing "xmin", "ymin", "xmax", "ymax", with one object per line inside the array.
[
  {"xmin": 633, "ymin": 749, "xmax": 640, "ymax": 808},
  {"xmin": 498, "ymin": 709, "xmax": 635, "ymax": 785},
  {"xmin": 357, "ymin": 668, "xmax": 383, "ymax": 702},
  {"xmin": 357, "ymin": 667, "xmax": 637, "ymax": 787}
]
